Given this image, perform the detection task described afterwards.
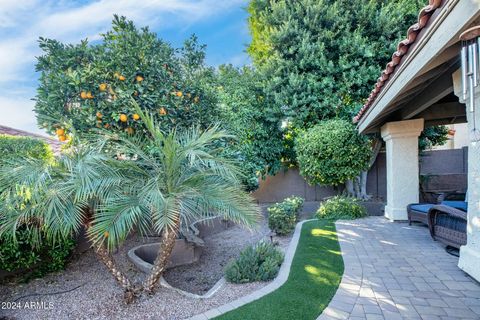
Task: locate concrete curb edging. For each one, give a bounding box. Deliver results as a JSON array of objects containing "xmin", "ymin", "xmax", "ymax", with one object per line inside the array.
[
  {"xmin": 161, "ymin": 277, "xmax": 227, "ymax": 299},
  {"xmin": 187, "ymin": 219, "xmax": 316, "ymax": 320}
]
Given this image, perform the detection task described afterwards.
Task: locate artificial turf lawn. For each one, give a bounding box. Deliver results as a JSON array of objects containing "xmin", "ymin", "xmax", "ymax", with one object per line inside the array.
[{"xmin": 216, "ymin": 220, "xmax": 344, "ymax": 320}]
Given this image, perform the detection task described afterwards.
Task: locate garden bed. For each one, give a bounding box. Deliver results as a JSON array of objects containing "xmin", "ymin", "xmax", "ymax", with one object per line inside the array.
[
  {"xmin": 0, "ymin": 214, "xmax": 294, "ymax": 320},
  {"xmin": 164, "ymin": 224, "xmax": 260, "ymax": 295}
]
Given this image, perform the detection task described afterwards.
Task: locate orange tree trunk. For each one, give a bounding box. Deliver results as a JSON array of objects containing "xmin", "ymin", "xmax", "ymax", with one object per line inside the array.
[{"xmin": 142, "ymin": 218, "xmax": 180, "ymax": 293}]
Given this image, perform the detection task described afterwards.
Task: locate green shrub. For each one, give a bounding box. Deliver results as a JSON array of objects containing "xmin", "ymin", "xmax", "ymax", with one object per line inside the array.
[
  {"xmin": 0, "ymin": 135, "xmax": 54, "ymax": 163},
  {"xmin": 225, "ymin": 241, "xmax": 284, "ymax": 283},
  {"xmin": 0, "ymin": 135, "xmax": 73, "ymax": 280},
  {"xmin": 0, "ymin": 229, "xmax": 75, "ymax": 280},
  {"xmin": 316, "ymin": 196, "xmax": 367, "ymax": 220},
  {"xmin": 268, "ymin": 196, "xmax": 304, "ymax": 235},
  {"xmin": 295, "ymin": 119, "xmax": 371, "ymax": 186}
]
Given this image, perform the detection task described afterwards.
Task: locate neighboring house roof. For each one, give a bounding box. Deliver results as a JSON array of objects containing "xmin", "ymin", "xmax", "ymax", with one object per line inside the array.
[
  {"xmin": 353, "ymin": 0, "xmax": 444, "ymax": 123},
  {"xmin": 0, "ymin": 125, "xmax": 63, "ymax": 153}
]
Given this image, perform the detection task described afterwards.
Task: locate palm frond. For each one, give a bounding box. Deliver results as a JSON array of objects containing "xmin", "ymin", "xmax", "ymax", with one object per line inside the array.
[
  {"xmin": 0, "ymin": 105, "xmax": 261, "ymax": 253},
  {"xmin": 88, "ymin": 194, "xmax": 150, "ymax": 250}
]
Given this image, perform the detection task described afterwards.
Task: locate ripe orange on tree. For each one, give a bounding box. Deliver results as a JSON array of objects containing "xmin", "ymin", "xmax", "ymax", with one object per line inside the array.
[
  {"xmin": 56, "ymin": 128, "xmax": 65, "ymax": 136},
  {"xmin": 118, "ymin": 75, "xmax": 126, "ymax": 81},
  {"xmin": 132, "ymin": 114, "xmax": 140, "ymax": 121},
  {"xmin": 159, "ymin": 107, "xmax": 167, "ymax": 115},
  {"xmin": 86, "ymin": 91, "xmax": 94, "ymax": 99},
  {"xmin": 136, "ymin": 75, "xmax": 144, "ymax": 82},
  {"xmin": 80, "ymin": 91, "xmax": 88, "ymax": 99},
  {"xmin": 99, "ymin": 83, "xmax": 107, "ymax": 91},
  {"xmin": 119, "ymin": 114, "xmax": 128, "ymax": 122},
  {"xmin": 175, "ymin": 91, "xmax": 183, "ymax": 97},
  {"xmin": 96, "ymin": 112, "xmax": 103, "ymax": 118},
  {"xmin": 58, "ymin": 135, "xmax": 67, "ymax": 142}
]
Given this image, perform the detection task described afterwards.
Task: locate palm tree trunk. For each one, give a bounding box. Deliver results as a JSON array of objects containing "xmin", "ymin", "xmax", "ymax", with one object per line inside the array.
[
  {"xmin": 85, "ymin": 212, "xmax": 137, "ymax": 303},
  {"xmin": 143, "ymin": 219, "xmax": 180, "ymax": 293},
  {"xmin": 93, "ymin": 243, "xmax": 139, "ymax": 303},
  {"xmin": 94, "ymin": 243, "xmax": 133, "ymax": 289}
]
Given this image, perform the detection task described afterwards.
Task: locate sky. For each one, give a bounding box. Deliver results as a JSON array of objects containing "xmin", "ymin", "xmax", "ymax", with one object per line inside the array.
[{"xmin": 0, "ymin": 0, "xmax": 251, "ymax": 135}]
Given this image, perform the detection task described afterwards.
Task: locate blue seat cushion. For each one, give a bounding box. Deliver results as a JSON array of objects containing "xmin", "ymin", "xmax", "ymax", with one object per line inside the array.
[
  {"xmin": 441, "ymin": 201, "xmax": 468, "ymax": 212},
  {"xmin": 410, "ymin": 204, "xmax": 433, "ymax": 213},
  {"xmin": 410, "ymin": 201, "xmax": 468, "ymax": 214}
]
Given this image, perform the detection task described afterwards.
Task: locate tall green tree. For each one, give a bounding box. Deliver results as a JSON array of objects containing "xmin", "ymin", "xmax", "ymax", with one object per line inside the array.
[
  {"xmin": 35, "ymin": 15, "xmax": 218, "ymax": 141},
  {"xmin": 247, "ymin": 0, "xmax": 425, "ymax": 127},
  {"xmin": 246, "ymin": 0, "xmax": 448, "ymax": 198},
  {"xmin": 217, "ymin": 65, "xmax": 284, "ymax": 190}
]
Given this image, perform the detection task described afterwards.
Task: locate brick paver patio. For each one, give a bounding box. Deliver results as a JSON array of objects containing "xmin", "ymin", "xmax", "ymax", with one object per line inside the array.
[{"xmin": 318, "ymin": 217, "xmax": 480, "ymax": 320}]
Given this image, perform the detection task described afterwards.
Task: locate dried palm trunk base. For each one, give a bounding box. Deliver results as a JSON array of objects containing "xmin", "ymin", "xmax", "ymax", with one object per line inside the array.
[
  {"xmin": 143, "ymin": 223, "xmax": 179, "ymax": 293},
  {"xmin": 123, "ymin": 285, "xmax": 143, "ymax": 304},
  {"xmin": 94, "ymin": 244, "xmax": 137, "ymax": 303}
]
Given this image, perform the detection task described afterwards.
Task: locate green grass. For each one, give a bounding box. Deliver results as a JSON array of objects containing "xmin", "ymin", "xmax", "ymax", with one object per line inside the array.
[{"xmin": 216, "ymin": 220, "xmax": 344, "ymax": 320}]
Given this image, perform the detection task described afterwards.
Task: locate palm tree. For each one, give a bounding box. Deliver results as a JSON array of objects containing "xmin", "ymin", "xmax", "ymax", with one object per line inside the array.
[
  {"xmin": 0, "ymin": 147, "xmax": 137, "ymax": 299},
  {"xmin": 0, "ymin": 103, "xmax": 261, "ymax": 303}
]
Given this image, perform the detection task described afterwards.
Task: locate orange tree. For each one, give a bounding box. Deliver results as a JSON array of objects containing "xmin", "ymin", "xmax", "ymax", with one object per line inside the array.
[{"xmin": 34, "ymin": 15, "xmax": 218, "ymax": 140}]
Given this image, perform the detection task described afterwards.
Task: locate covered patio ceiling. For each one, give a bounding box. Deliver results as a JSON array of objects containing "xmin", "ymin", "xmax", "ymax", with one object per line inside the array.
[
  {"xmin": 355, "ymin": 0, "xmax": 480, "ymax": 134},
  {"xmin": 353, "ymin": 0, "xmax": 480, "ymax": 284}
]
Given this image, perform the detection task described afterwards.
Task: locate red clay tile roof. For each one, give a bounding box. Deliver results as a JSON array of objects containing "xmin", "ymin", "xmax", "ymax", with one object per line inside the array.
[
  {"xmin": 353, "ymin": 0, "xmax": 444, "ymax": 124},
  {"xmin": 0, "ymin": 125, "xmax": 63, "ymax": 153}
]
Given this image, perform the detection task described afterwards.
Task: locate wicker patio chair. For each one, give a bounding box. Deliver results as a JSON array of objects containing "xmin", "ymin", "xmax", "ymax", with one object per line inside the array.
[
  {"xmin": 407, "ymin": 192, "xmax": 466, "ymax": 225},
  {"xmin": 427, "ymin": 204, "xmax": 468, "ymax": 249}
]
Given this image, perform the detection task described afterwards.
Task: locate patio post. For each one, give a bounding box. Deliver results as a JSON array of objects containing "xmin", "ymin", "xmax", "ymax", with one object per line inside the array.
[
  {"xmin": 380, "ymin": 119, "xmax": 424, "ymax": 221},
  {"xmin": 453, "ymin": 69, "xmax": 480, "ymax": 282}
]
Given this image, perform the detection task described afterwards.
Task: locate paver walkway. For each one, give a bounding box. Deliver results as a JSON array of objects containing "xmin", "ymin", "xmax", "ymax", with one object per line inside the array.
[{"xmin": 319, "ymin": 217, "xmax": 480, "ymax": 320}]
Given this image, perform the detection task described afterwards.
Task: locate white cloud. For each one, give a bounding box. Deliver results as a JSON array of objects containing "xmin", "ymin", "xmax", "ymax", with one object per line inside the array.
[
  {"xmin": 0, "ymin": 0, "xmax": 247, "ymax": 133},
  {"xmin": 0, "ymin": 0, "xmax": 39, "ymax": 28},
  {"xmin": 0, "ymin": 97, "xmax": 45, "ymax": 135},
  {"xmin": 231, "ymin": 54, "xmax": 251, "ymax": 66}
]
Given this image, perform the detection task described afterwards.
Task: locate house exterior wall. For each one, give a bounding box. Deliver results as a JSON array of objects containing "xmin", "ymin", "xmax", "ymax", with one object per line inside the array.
[{"xmin": 453, "ymin": 69, "xmax": 480, "ymax": 282}]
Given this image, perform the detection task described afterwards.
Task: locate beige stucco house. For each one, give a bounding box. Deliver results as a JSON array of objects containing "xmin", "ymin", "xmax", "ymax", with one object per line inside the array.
[{"xmin": 354, "ymin": 0, "xmax": 480, "ymax": 282}]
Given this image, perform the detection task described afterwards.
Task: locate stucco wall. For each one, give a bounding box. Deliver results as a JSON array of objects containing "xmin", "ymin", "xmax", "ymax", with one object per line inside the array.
[{"xmin": 253, "ymin": 148, "xmax": 468, "ymax": 204}]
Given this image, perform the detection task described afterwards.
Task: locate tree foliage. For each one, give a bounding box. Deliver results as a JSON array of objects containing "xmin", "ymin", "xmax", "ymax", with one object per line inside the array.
[
  {"xmin": 0, "ymin": 135, "xmax": 54, "ymax": 163},
  {"xmin": 0, "ymin": 103, "xmax": 260, "ymax": 299},
  {"xmin": 216, "ymin": 65, "xmax": 284, "ymax": 190},
  {"xmin": 34, "ymin": 16, "xmax": 280, "ymax": 192},
  {"xmin": 247, "ymin": 0, "xmax": 425, "ymax": 128},
  {"xmin": 419, "ymin": 126, "xmax": 449, "ymax": 151},
  {"xmin": 0, "ymin": 136, "xmax": 74, "ymax": 280},
  {"xmin": 35, "ymin": 15, "xmax": 218, "ymax": 141},
  {"xmin": 295, "ymin": 119, "xmax": 371, "ymax": 186}
]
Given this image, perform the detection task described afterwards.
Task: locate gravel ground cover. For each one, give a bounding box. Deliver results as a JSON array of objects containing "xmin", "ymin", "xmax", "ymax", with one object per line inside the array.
[{"xmin": 0, "ymin": 214, "xmax": 293, "ymax": 320}]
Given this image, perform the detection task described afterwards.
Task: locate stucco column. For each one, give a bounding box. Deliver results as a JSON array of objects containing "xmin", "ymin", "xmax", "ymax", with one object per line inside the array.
[
  {"xmin": 453, "ymin": 69, "xmax": 480, "ymax": 282},
  {"xmin": 380, "ymin": 119, "xmax": 424, "ymax": 221}
]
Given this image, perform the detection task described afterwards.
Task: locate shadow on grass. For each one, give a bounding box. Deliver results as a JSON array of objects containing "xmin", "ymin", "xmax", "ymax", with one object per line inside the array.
[{"xmin": 215, "ymin": 220, "xmax": 344, "ymax": 320}]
